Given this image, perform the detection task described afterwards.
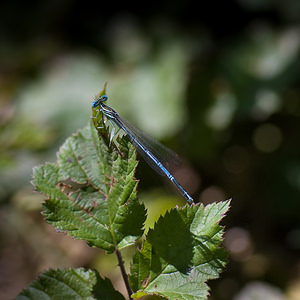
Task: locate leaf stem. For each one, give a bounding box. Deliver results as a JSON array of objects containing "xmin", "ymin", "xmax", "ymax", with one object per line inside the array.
[{"xmin": 116, "ymin": 247, "xmax": 133, "ymax": 300}]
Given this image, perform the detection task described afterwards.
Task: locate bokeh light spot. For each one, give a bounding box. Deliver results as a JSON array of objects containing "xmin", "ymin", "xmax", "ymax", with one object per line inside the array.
[{"xmin": 253, "ymin": 123, "xmax": 282, "ymax": 153}]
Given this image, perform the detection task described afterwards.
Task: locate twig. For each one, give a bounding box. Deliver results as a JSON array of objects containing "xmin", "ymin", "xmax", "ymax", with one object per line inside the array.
[{"xmin": 116, "ymin": 247, "xmax": 133, "ymax": 300}]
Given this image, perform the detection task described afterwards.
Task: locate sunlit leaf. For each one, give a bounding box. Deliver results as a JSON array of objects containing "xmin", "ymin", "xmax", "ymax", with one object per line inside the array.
[
  {"xmin": 130, "ymin": 201, "xmax": 230, "ymax": 300},
  {"xmin": 32, "ymin": 120, "xmax": 146, "ymax": 253},
  {"xmin": 15, "ymin": 268, "xmax": 125, "ymax": 300}
]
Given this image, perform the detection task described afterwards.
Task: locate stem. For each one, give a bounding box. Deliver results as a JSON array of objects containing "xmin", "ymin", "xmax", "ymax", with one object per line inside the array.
[{"xmin": 116, "ymin": 247, "xmax": 133, "ymax": 300}]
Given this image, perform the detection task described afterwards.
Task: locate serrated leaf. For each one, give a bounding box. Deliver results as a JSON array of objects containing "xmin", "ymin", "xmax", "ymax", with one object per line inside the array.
[
  {"xmin": 15, "ymin": 268, "xmax": 125, "ymax": 300},
  {"xmin": 32, "ymin": 120, "xmax": 146, "ymax": 252},
  {"xmin": 130, "ymin": 200, "xmax": 230, "ymax": 300}
]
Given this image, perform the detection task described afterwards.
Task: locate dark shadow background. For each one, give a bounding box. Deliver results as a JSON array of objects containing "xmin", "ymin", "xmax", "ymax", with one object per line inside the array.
[{"xmin": 1, "ymin": 0, "xmax": 300, "ymax": 299}]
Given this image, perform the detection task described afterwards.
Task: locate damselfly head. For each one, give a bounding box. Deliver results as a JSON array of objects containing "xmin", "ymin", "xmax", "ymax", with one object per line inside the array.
[
  {"xmin": 101, "ymin": 95, "xmax": 108, "ymax": 101},
  {"xmin": 92, "ymin": 95, "xmax": 108, "ymax": 108},
  {"xmin": 91, "ymin": 101, "xmax": 98, "ymax": 108}
]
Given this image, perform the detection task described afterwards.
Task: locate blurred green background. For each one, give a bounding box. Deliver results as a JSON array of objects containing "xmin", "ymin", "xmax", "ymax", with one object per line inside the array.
[{"xmin": 1, "ymin": 0, "xmax": 300, "ymax": 299}]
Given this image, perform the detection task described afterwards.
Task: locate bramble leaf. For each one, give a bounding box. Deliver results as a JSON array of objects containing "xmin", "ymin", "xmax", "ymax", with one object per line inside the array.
[
  {"xmin": 15, "ymin": 268, "xmax": 125, "ymax": 300},
  {"xmin": 29, "ymin": 83, "xmax": 230, "ymax": 299},
  {"xmin": 32, "ymin": 120, "xmax": 146, "ymax": 253},
  {"xmin": 130, "ymin": 200, "xmax": 230, "ymax": 300}
]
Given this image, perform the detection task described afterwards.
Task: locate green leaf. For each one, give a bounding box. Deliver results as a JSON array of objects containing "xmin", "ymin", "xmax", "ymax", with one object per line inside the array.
[
  {"xmin": 130, "ymin": 200, "xmax": 230, "ymax": 300},
  {"xmin": 32, "ymin": 120, "xmax": 146, "ymax": 253},
  {"xmin": 15, "ymin": 268, "xmax": 125, "ymax": 300}
]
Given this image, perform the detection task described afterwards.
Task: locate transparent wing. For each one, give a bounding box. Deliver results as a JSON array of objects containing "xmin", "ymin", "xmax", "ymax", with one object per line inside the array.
[{"xmin": 114, "ymin": 116, "xmax": 182, "ymax": 176}]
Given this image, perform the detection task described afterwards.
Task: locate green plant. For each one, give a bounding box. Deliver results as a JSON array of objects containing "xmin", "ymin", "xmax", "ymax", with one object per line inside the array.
[{"xmin": 16, "ymin": 87, "xmax": 230, "ymax": 300}]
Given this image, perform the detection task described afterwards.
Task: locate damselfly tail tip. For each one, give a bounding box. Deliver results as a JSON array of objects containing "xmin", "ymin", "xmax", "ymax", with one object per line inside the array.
[{"xmin": 187, "ymin": 195, "xmax": 194, "ymax": 204}]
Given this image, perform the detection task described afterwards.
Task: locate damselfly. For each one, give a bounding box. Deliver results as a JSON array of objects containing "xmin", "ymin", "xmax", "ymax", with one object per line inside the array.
[{"xmin": 92, "ymin": 95, "xmax": 193, "ymax": 204}]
